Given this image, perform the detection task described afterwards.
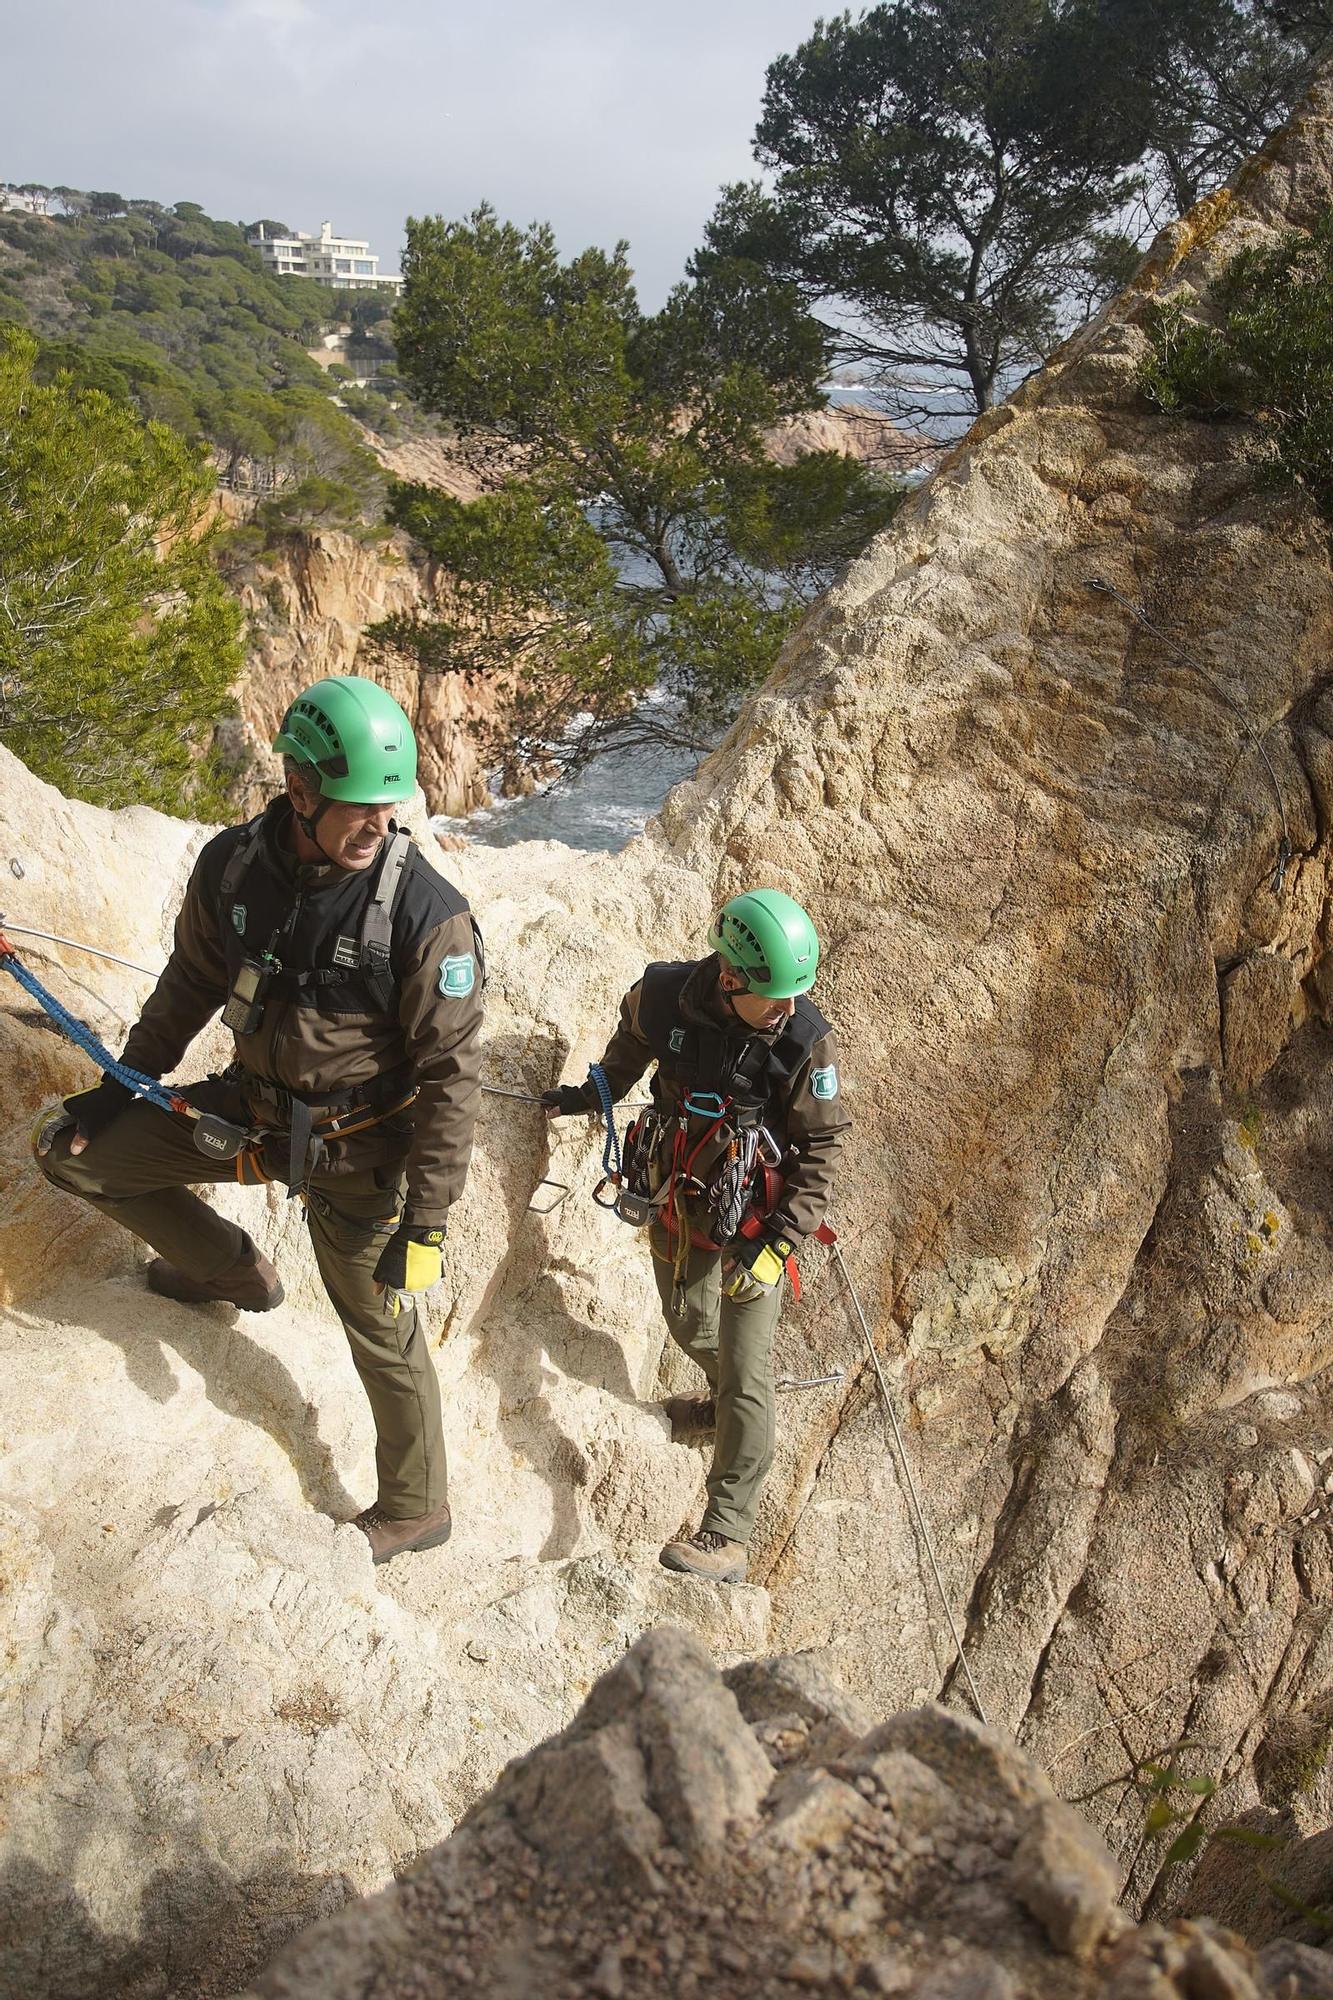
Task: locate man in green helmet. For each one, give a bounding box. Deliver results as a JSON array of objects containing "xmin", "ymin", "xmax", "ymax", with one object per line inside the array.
[
  {"xmin": 543, "ymin": 889, "xmax": 849, "ymax": 1582},
  {"xmin": 34, "ymin": 675, "xmax": 483, "ymax": 1566}
]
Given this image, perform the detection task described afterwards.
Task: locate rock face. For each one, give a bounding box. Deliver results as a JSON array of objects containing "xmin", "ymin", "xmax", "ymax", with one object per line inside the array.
[
  {"xmin": 648, "ymin": 72, "xmax": 1333, "ymax": 1912},
  {"xmin": 237, "ymin": 1628, "xmax": 1304, "ymax": 2000},
  {"xmin": 767, "ymin": 402, "xmax": 935, "ymax": 474},
  {"xmin": 5, "ymin": 72, "xmax": 1333, "ymax": 2000},
  {"xmin": 223, "ymin": 528, "xmax": 497, "ymax": 818}
]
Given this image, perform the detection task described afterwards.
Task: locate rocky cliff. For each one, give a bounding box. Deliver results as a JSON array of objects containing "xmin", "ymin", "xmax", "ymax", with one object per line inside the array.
[
  {"xmin": 4, "ymin": 73, "xmax": 1333, "ymax": 2000},
  {"xmin": 237, "ymin": 1629, "xmax": 1332, "ymax": 2000},
  {"xmin": 222, "ymin": 527, "xmax": 497, "ymax": 819}
]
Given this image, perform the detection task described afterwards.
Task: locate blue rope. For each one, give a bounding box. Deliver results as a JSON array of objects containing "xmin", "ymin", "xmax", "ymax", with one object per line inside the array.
[
  {"xmin": 587, "ymin": 1062, "xmax": 621, "ymax": 1179},
  {"xmin": 1, "ymin": 949, "xmax": 177, "ymax": 1111}
]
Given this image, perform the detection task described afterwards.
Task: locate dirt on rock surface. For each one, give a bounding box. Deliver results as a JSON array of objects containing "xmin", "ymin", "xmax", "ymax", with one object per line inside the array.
[{"xmin": 236, "ymin": 1628, "xmax": 1321, "ymax": 2000}]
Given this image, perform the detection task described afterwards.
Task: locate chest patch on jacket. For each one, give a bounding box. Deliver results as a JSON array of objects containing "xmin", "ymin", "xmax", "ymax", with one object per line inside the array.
[
  {"xmin": 811, "ymin": 1064, "xmax": 839, "ymax": 1100},
  {"xmin": 438, "ymin": 952, "xmax": 475, "ymax": 997},
  {"xmin": 668, "ymin": 1027, "xmax": 686, "ymax": 1052},
  {"xmin": 231, "ymin": 903, "xmax": 247, "ymax": 936},
  {"xmin": 332, "ymin": 934, "xmax": 360, "ymax": 969}
]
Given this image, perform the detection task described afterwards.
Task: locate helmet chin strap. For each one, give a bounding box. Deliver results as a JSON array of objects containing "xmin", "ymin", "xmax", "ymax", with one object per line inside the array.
[
  {"xmin": 720, "ymin": 971, "xmax": 752, "ymax": 1022},
  {"xmin": 292, "ymin": 786, "xmax": 335, "ymax": 855}
]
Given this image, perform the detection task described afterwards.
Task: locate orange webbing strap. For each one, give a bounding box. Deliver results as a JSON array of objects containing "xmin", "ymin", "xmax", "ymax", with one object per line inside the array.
[
  {"xmin": 313, "ymin": 1085, "xmax": 418, "ymax": 1143},
  {"xmin": 234, "ymin": 1086, "xmax": 419, "ymax": 1184},
  {"xmin": 786, "ymin": 1222, "xmax": 836, "ymax": 1299}
]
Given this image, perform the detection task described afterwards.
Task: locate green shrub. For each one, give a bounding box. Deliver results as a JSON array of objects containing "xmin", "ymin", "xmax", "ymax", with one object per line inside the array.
[
  {"xmin": 1143, "ymin": 205, "xmax": 1333, "ymax": 521},
  {"xmin": 0, "ymin": 326, "xmax": 242, "ymax": 814}
]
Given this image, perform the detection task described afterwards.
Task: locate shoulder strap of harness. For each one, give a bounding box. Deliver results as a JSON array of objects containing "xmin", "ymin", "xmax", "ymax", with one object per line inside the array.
[
  {"xmin": 765, "ymin": 994, "xmax": 828, "ymax": 1082},
  {"xmin": 637, "ymin": 961, "xmax": 695, "ymax": 1056},
  {"xmin": 217, "ymin": 815, "xmax": 266, "ymax": 907},
  {"xmin": 360, "ymin": 828, "xmax": 412, "ymax": 1014},
  {"xmin": 638, "ymin": 962, "xmax": 826, "ymax": 1107}
]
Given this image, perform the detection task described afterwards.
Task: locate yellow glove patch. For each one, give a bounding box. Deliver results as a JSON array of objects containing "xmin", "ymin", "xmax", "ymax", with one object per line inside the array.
[
  {"xmin": 402, "ymin": 1236, "xmax": 443, "ymax": 1291},
  {"xmin": 721, "ymin": 1234, "xmax": 793, "ymax": 1301},
  {"xmin": 373, "ymin": 1223, "xmax": 446, "ymax": 1294}
]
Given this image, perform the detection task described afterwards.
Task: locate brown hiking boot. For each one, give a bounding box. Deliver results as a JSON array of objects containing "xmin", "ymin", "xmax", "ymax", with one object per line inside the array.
[
  {"xmin": 662, "ymin": 1394, "xmax": 716, "ymax": 1442},
  {"xmin": 659, "ymin": 1527, "xmax": 747, "ymax": 1583},
  {"xmin": 354, "ymin": 1500, "xmax": 453, "ymax": 1566},
  {"xmin": 147, "ymin": 1235, "xmax": 284, "ymax": 1312}
]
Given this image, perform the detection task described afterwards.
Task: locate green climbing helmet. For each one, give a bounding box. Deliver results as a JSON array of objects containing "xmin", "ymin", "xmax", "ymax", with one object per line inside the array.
[
  {"xmin": 707, "ymin": 888, "xmax": 820, "ymax": 999},
  {"xmin": 272, "ymin": 676, "xmax": 417, "ymax": 804}
]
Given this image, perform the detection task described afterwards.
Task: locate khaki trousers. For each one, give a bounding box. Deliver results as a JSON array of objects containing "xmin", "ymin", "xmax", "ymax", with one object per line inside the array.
[
  {"xmin": 38, "ymin": 1090, "xmax": 446, "ymax": 1518},
  {"xmin": 652, "ymin": 1232, "xmax": 783, "ymax": 1545}
]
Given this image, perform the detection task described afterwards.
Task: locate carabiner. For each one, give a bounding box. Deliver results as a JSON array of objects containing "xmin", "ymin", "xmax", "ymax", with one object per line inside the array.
[
  {"xmin": 683, "ymin": 1092, "xmax": 727, "ymax": 1118},
  {"xmin": 592, "ymin": 1176, "xmax": 623, "ymax": 1209}
]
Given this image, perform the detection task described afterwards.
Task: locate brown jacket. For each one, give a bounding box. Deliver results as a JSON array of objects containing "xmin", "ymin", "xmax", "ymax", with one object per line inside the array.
[
  {"xmin": 591, "ymin": 955, "xmax": 849, "ymax": 1240},
  {"xmin": 121, "ymin": 799, "xmax": 482, "ymax": 1225}
]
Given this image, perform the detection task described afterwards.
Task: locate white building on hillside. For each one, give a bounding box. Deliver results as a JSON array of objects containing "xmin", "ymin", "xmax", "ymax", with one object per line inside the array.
[
  {"xmin": 247, "ymin": 219, "xmax": 402, "ymax": 293},
  {"xmin": 1, "ymin": 185, "xmax": 54, "ymax": 216}
]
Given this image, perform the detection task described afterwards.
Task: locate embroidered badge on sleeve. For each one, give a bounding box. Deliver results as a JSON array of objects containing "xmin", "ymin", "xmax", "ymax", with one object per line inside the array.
[{"xmin": 438, "ymin": 952, "xmax": 476, "ymax": 997}]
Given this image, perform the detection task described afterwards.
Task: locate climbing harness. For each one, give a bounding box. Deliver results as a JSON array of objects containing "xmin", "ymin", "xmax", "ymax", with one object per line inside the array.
[
  {"xmin": 823, "ymin": 1226, "xmax": 988, "ymax": 1726},
  {"xmin": 1, "ymin": 915, "xmax": 597, "ymax": 1206},
  {"xmin": 1083, "ymin": 576, "xmax": 1292, "ymax": 894},
  {"xmin": 0, "ymin": 931, "xmax": 258, "ymax": 1161}
]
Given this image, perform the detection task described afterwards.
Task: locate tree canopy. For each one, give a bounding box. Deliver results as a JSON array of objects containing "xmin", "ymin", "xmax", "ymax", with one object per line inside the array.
[
  {"xmin": 0, "ymin": 194, "xmax": 394, "ymax": 533},
  {"xmin": 0, "ymin": 325, "xmax": 243, "ymax": 813},
  {"xmin": 699, "ymin": 0, "xmax": 1332, "ymax": 434},
  {"xmin": 378, "ymin": 205, "xmax": 902, "ymax": 773}
]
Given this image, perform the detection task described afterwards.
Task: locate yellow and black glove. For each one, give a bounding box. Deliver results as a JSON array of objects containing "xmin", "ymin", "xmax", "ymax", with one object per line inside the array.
[
  {"xmin": 721, "ymin": 1227, "xmax": 797, "ymax": 1303},
  {"xmin": 373, "ymin": 1218, "xmax": 446, "ymax": 1293}
]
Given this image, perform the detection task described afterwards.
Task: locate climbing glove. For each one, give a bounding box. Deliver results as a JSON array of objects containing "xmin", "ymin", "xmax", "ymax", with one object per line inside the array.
[
  {"xmin": 721, "ymin": 1227, "xmax": 796, "ymax": 1303},
  {"xmin": 373, "ymin": 1218, "xmax": 446, "ymax": 1294},
  {"xmin": 62, "ymin": 1076, "xmax": 136, "ymax": 1146},
  {"xmin": 541, "ymin": 1083, "xmax": 596, "ymax": 1118}
]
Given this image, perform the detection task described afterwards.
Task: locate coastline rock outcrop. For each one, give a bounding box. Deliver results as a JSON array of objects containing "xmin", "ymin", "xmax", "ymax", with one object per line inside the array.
[
  {"xmin": 4, "ymin": 69, "xmax": 1333, "ymax": 2000},
  {"xmin": 236, "ymin": 1628, "xmax": 1318, "ymax": 2000},
  {"xmin": 222, "ymin": 527, "xmax": 497, "ymax": 819}
]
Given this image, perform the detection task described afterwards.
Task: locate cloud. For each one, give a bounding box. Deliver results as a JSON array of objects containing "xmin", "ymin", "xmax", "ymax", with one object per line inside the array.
[{"xmin": 4, "ymin": 0, "xmax": 822, "ymax": 305}]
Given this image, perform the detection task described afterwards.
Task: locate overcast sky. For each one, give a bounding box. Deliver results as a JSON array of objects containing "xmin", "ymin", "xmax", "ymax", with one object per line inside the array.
[{"xmin": 6, "ymin": 0, "xmax": 827, "ymax": 308}]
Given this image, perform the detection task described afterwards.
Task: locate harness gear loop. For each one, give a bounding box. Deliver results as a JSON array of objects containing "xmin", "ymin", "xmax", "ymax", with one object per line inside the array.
[{"xmin": 823, "ymin": 1227, "xmax": 988, "ymax": 1727}]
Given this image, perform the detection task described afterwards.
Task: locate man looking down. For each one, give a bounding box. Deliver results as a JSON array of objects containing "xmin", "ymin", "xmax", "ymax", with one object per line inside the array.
[
  {"xmin": 35, "ymin": 675, "xmax": 483, "ymax": 1566},
  {"xmin": 544, "ymin": 890, "xmax": 849, "ymax": 1582}
]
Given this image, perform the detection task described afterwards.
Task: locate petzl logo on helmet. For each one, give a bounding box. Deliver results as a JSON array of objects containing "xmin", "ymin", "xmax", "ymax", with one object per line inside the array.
[
  {"xmin": 231, "ymin": 904, "xmax": 247, "ymax": 936},
  {"xmin": 438, "ymin": 953, "xmax": 475, "ymax": 997},
  {"xmin": 668, "ymin": 1028, "xmax": 686, "ymax": 1053},
  {"xmin": 811, "ymin": 1065, "xmax": 839, "ymax": 1100}
]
